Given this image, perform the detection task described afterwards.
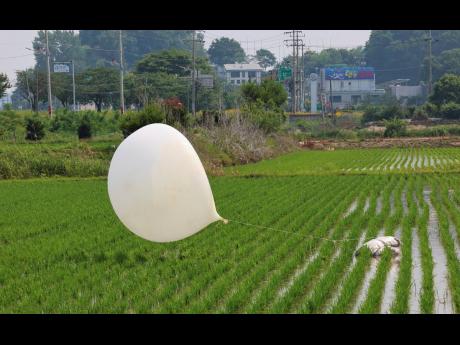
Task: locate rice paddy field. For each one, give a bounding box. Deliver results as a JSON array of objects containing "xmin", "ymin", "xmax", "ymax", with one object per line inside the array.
[{"xmin": 1, "ymin": 147, "xmax": 460, "ymax": 313}]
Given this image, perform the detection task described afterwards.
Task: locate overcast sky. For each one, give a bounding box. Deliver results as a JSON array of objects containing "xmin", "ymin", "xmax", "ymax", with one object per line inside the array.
[{"xmin": 0, "ymin": 30, "xmax": 371, "ymax": 92}]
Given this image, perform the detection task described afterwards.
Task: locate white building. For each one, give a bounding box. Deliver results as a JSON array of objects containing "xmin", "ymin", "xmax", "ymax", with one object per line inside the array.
[
  {"xmin": 389, "ymin": 84, "xmax": 424, "ymax": 100},
  {"xmin": 318, "ymin": 66, "xmax": 385, "ymax": 110},
  {"xmin": 224, "ymin": 63, "xmax": 263, "ymax": 85}
]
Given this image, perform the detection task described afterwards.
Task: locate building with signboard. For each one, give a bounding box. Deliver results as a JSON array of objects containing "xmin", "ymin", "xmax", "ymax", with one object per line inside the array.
[
  {"xmin": 318, "ymin": 66, "xmax": 385, "ymax": 110},
  {"xmin": 224, "ymin": 63, "xmax": 263, "ymax": 85}
]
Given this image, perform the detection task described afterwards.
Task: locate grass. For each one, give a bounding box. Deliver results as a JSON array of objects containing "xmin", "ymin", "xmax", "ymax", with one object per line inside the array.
[{"xmin": 1, "ymin": 148, "xmax": 460, "ymax": 313}]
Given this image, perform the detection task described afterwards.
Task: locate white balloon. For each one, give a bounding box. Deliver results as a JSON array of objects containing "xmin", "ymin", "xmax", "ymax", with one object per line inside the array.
[{"xmin": 108, "ymin": 123, "xmax": 225, "ymax": 243}]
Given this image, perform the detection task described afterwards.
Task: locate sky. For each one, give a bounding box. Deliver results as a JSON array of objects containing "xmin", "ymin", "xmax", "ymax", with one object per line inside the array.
[{"xmin": 0, "ymin": 30, "xmax": 371, "ymax": 93}]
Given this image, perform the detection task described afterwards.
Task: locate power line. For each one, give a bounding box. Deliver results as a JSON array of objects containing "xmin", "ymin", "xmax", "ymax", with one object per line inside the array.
[{"xmin": 0, "ymin": 53, "xmax": 35, "ymax": 60}]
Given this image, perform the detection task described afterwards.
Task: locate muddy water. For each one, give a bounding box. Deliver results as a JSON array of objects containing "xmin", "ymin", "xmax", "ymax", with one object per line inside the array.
[
  {"xmin": 277, "ymin": 251, "xmax": 320, "ymax": 298},
  {"xmin": 376, "ymin": 196, "xmax": 383, "ymax": 215},
  {"xmin": 409, "ymin": 228, "xmax": 423, "ymax": 314},
  {"xmin": 404, "ymin": 156, "xmax": 411, "ymax": 169},
  {"xmin": 351, "ymin": 228, "xmax": 385, "ymax": 313},
  {"xmin": 448, "ymin": 219, "xmax": 460, "ymax": 261},
  {"xmin": 423, "ymin": 156, "xmax": 428, "ymax": 168},
  {"xmin": 380, "ymin": 228, "xmax": 402, "ymax": 314},
  {"xmin": 325, "ymin": 231, "xmax": 369, "ymax": 313},
  {"xmin": 344, "ymin": 199, "xmax": 358, "ymax": 218},
  {"xmin": 390, "ymin": 155, "xmax": 402, "ymax": 170},
  {"xmin": 423, "ymin": 189, "xmax": 454, "ymax": 314},
  {"xmin": 364, "ymin": 198, "xmax": 370, "ymax": 213}
]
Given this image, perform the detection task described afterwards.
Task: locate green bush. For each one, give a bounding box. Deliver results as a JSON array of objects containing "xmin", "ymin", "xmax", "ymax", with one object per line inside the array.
[
  {"xmin": 438, "ymin": 102, "xmax": 460, "ymax": 119},
  {"xmin": 78, "ymin": 114, "xmax": 92, "ymax": 139},
  {"xmin": 241, "ymin": 102, "xmax": 286, "ymax": 133},
  {"xmin": 336, "ymin": 129, "xmax": 358, "ymax": 140},
  {"xmin": 25, "ymin": 116, "xmax": 45, "ymax": 141},
  {"xmin": 120, "ymin": 103, "xmax": 166, "ymax": 137},
  {"xmin": 383, "ymin": 117, "xmax": 407, "ymax": 138}
]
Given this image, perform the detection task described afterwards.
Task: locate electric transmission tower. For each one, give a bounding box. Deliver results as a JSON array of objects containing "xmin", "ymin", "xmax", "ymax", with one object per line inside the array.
[{"xmin": 284, "ymin": 30, "xmax": 305, "ymax": 113}]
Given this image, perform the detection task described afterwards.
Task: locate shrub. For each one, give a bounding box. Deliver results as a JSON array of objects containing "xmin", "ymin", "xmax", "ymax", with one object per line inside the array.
[
  {"xmin": 49, "ymin": 110, "xmax": 78, "ymax": 132},
  {"xmin": 78, "ymin": 114, "xmax": 92, "ymax": 139},
  {"xmin": 336, "ymin": 129, "xmax": 358, "ymax": 140},
  {"xmin": 383, "ymin": 117, "xmax": 407, "ymax": 138},
  {"xmin": 241, "ymin": 102, "xmax": 286, "ymax": 133},
  {"xmin": 438, "ymin": 102, "xmax": 460, "ymax": 119},
  {"xmin": 25, "ymin": 116, "xmax": 45, "ymax": 141},
  {"xmin": 120, "ymin": 103, "xmax": 166, "ymax": 137},
  {"xmin": 362, "ymin": 105, "xmax": 381, "ymax": 123}
]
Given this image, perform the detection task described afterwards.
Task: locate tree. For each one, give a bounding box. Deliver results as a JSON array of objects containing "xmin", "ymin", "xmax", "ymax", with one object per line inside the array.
[
  {"xmin": 15, "ymin": 68, "xmax": 48, "ymax": 111},
  {"xmin": 207, "ymin": 37, "xmax": 246, "ymax": 66},
  {"xmin": 430, "ymin": 74, "xmax": 460, "ymax": 106},
  {"xmin": 124, "ymin": 72, "xmax": 189, "ymax": 110},
  {"xmin": 0, "ymin": 73, "xmax": 11, "ymax": 98},
  {"xmin": 255, "ymin": 49, "xmax": 276, "ymax": 70},
  {"xmin": 365, "ymin": 30, "xmax": 460, "ymax": 85},
  {"xmin": 241, "ymin": 79, "xmax": 287, "ymax": 109},
  {"xmin": 135, "ymin": 49, "xmax": 211, "ymax": 76},
  {"xmin": 79, "ymin": 30, "xmax": 206, "ymax": 70},
  {"xmin": 51, "ymin": 73, "xmax": 73, "ymax": 108},
  {"xmin": 33, "ymin": 30, "xmax": 87, "ymax": 72},
  {"xmin": 77, "ymin": 67, "xmax": 119, "ymax": 111},
  {"xmin": 431, "ymin": 49, "xmax": 460, "ymax": 80}
]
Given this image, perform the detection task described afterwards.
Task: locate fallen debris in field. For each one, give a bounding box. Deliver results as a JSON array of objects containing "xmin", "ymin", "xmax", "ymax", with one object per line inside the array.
[{"xmin": 355, "ymin": 236, "xmax": 401, "ymax": 258}]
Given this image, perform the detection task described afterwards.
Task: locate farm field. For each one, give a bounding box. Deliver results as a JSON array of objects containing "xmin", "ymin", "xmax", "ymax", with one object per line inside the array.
[
  {"xmin": 1, "ymin": 148, "xmax": 460, "ymax": 313},
  {"xmin": 227, "ymin": 147, "xmax": 460, "ymax": 176}
]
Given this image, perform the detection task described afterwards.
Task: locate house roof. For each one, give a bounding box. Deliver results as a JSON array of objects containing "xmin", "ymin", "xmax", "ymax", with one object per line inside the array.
[{"xmin": 224, "ymin": 63, "xmax": 263, "ymax": 71}]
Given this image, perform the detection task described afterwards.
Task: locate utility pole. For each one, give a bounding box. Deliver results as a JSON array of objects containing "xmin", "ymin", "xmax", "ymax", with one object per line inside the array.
[
  {"xmin": 188, "ymin": 30, "xmax": 204, "ymax": 117},
  {"xmin": 71, "ymin": 60, "xmax": 76, "ymax": 111},
  {"xmin": 427, "ymin": 30, "xmax": 433, "ymax": 96},
  {"xmin": 284, "ymin": 30, "xmax": 304, "ymax": 114},
  {"xmin": 329, "ymin": 79, "xmax": 333, "ymax": 118},
  {"xmin": 36, "ymin": 68, "xmax": 39, "ymax": 113},
  {"xmin": 45, "ymin": 30, "xmax": 53, "ymax": 117},
  {"xmin": 191, "ymin": 30, "xmax": 196, "ymax": 117},
  {"xmin": 119, "ymin": 30, "xmax": 125, "ymax": 114}
]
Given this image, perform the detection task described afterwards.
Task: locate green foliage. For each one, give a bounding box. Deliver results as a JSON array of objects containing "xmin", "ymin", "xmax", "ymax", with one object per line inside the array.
[
  {"xmin": 120, "ymin": 103, "xmax": 166, "ymax": 137},
  {"xmin": 241, "ymin": 102, "xmax": 286, "ymax": 133},
  {"xmin": 125, "ymin": 72, "xmax": 189, "ymax": 109},
  {"xmin": 78, "ymin": 114, "xmax": 92, "ymax": 139},
  {"xmin": 255, "ymin": 49, "xmax": 277, "ymax": 70},
  {"xmin": 383, "ymin": 117, "xmax": 407, "ymax": 137},
  {"xmin": 438, "ymin": 102, "xmax": 460, "ymax": 119},
  {"xmin": 136, "ymin": 49, "xmax": 211, "ymax": 75},
  {"xmin": 24, "ymin": 115, "xmax": 46, "ymax": 141},
  {"xmin": 430, "ymin": 74, "xmax": 460, "ymax": 106},
  {"xmin": 362, "ymin": 103, "xmax": 407, "ymax": 123},
  {"xmin": 0, "ymin": 73, "xmax": 11, "ymax": 98},
  {"xmin": 15, "ymin": 68, "xmax": 48, "ymax": 111},
  {"xmin": 240, "ymin": 79, "xmax": 287, "ymax": 109},
  {"xmin": 79, "ymin": 30, "xmax": 203, "ymax": 70},
  {"xmin": 208, "ymin": 37, "xmax": 246, "ymax": 66},
  {"xmin": 33, "ymin": 30, "xmax": 87, "ymax": 72},
  {"xmin": 0, "ymin": 108, "xmax": 22, "ymax": 140},
  {"xmin": 77, "ymin": 67, "xmax": 119, "ymax": 112},
  {"xmin": 431, "ymin": 48, "xmax": 460, "ymax": 81},
  {"xmin": 365, "ymin": 30, "xmax": 460, "ymax": 84},
  {"xmin": 48, "ymin": 110, "xmax": 120, "ymax": 135}
]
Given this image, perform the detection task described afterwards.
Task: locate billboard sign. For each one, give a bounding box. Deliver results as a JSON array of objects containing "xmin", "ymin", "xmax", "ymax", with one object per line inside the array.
[
  {"xmin": 198, "ymin": 74, "xmax": 213, "ymax": 88},
  {"xmin": 325, "ymin": 67, "xmax": 374, "ymax": 80},
  {"xmin": 279, "ymin": 67, "xmax": 292, "ymax": 81},
  {"xmin": 53, "ymin": 63, "xmax": 71, "ymax": 73}
]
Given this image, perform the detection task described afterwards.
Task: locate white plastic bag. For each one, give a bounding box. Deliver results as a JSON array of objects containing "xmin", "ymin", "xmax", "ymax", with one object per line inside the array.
[{"xmin": 108, "ymin": 123, "xmax": 224, "ymax": 243}]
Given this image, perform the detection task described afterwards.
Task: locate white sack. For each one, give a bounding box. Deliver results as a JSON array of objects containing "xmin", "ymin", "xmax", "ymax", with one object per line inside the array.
[{"xmin": 356, "ymin": 236, "xmax": 400, "ymax": 257}]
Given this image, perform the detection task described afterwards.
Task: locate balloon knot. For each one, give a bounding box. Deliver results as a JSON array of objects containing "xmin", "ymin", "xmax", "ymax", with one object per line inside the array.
[{"xmin": 221, "ymin": 218, "xmax": 229, "ymax": 224}]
